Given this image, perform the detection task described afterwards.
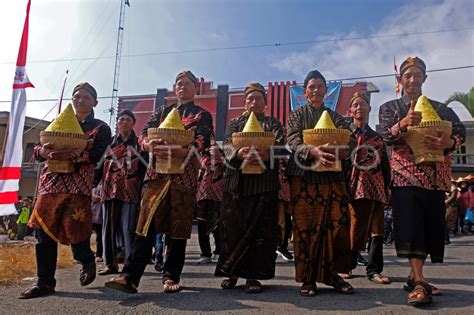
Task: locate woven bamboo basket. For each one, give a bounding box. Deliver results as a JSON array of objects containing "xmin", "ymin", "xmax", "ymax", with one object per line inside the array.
[
  {"xmin": 302, "ymin": 128, "xmax": 351, "ymax": 172},
  {"xmin": 403, "ymin": 120, "xmax": 452, "ymax": 164},
  {"xmin": 232, "ymin": 131, "xmax": 275, "ymax": 174},
  {"xmin": 147, "ymin": 127, "xmax": 194, "ymax": 174},
  {"xmin": 40, "ymin": 131, "xmax": 88, "ymax": 173}
]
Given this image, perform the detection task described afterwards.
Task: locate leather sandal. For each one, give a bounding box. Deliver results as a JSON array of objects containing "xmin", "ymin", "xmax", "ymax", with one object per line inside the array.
[
  {"xmin": 79, "ymin": 261, "xmax": 96, "ymax": 286},
  {"xmin": 300, "ymin": 282, "xmax": 317, "ymax": 297},
  {"xmin": 19, "ymin": 283, "xmax": 55, "ymax": 299},
  {"xmin": 368, "ymin": 273, "xmax": 391, "ymax": 284},
  {"xmin": 105, "ymin": 276, "xmax": 138, "ymax": 294},
  {"xmin": 245, "ymin": 279, "xmax": 262, "ymax": 293},
  {"xmin": 404, "ymin": 277, "xmax": 442, "ymax": 296},
  {"xmin": 98, "ymin": 267, "xmax": 120, "ymax": 276},
  {"xmin": 221, "ymin": 277, "xmax": 238, "ymax": 289},
  {"xmin": 163, "ymin": 280, "xmax": 181, "ymax": 293},
  {"xmin": 407, "ymin": 281, "xmax": 432, "ymax": 305},
  {"xmin": 331, "ymin": 278, "xmax": 354, "ymax": 294}
]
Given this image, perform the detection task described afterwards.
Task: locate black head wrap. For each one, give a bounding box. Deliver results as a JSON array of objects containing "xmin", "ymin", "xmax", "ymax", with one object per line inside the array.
[{"xmin": 303, "ymin": 70, "xmax": 327, "ymax": 88}]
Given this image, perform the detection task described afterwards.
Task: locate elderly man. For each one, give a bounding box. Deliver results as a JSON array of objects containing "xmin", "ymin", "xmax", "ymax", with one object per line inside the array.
[
  {"xmin": 98, "ymin": 110, "xmax": 144, "ymax": 275},
  {"xmin": 379, "ymin": 56, "xmax": 465, "ymax": 305},
  {"xmin": 20, "ymin": 83, "xmax": 112, "ymax": 299},
  {"xmin": 287, "ymin": 70, "xmax": 353, "ymax": 297},
  {"xmin": 215, "ymin": 82, "xmax": 284, "ymax": 293},
  {"xmin": 344, "ymin": 92, "xmax": 391, "ymax": 284},
  {"xmin": 105, "ymin": 70, "xmax": 213, "ymax": 294}
]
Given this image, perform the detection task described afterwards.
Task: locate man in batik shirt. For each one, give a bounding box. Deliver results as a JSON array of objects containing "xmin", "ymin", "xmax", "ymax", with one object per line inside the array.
[
  {"xmin": 20, "ymin": 83, "xmax": 112, "ymax": 299},
  {"xmin": 105, "ymin": 70, "xmax": 213, "ymax": 294},
  {"xmin": 379, "ymin": 56, "xmax": 465, "ymax": 305},
  {"xmin": 196, "ymin": 143, "xmax": 224, "ymax": 264},
  {"xmin": 345, "ymin": 92, "xmax": 391, "ymax": 284},
  {"xmin": 98, "ymin": 110, "xmax": 144, "ymax": 275},
  {"xmin": 287, "ymin": 70, "xmax": 353, "ymax": 297},
  {"xmin": 215, "ymin": 82, "xmax": 284, "ymax": 293}
]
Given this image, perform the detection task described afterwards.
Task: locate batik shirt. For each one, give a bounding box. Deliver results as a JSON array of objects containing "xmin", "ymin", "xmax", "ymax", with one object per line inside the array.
[
  {"xmin": 139, "ymin": 101, "xmax": 213, "ymax": 191},
  {"xmin": 278, "ymin": 158, "xmax": 291, "ymax": 202},
  {"xmin": 221, "ymin": 113, "xmax": 285, "ymax": 196},
  {"xmin": 286, "ymin": 103, "xmax": 353, "ymax": 184},
  {"xmin": 196, "ymin": 148, "xmax": 225, "ymax": 202},
  {"xmin": 347, "ymin": 124, "xmax": 390, "ymax": 204},
  {"xmin": 101, "ymin": 131, "xmax": 144, "ymax": 203},
  {"xmin": 379, "ymin": 97, "xmax": 465, "ymax": 191},
  {"xmin": 35, "ymin": 111, "xmax": 112, "ymax": 196}
]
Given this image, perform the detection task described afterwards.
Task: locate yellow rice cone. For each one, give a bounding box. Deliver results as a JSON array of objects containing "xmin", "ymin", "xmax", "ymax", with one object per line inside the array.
[
  {"xmin": 414, "ymin": 95, "xmax": 441, "ymax": 122},
  {"xmin": 242, "ymin": 112, "xmax": 264, "ymax": 132},
  {"xmin": 314, "ymin": 110, "xmax": 337, "ymax": 129},
  {"xmin": 158, "ymin": 108, "xmax": 185, "ymax": 130},
  {"xmin": 45, "ymin": 103, "xmax": 83, "ymax": 134}
]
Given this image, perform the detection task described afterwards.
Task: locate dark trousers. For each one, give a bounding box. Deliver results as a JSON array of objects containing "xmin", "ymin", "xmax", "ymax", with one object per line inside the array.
[
  {"xmin": 16, "ymin": 223, "xmax": 27, "ymax": 240},
  {"xmin": 122, "ymin": 225, "xmax": 187, "ymax": 287},
  {"xmin": 366, "ymin": 236, "xmax": 384, "ymax": 277},
  {"xmin": 277, "ymin": 212, "xmax": 292, "ymax": 251},
  {"xmin": 93, "ymin": 224, "xmax": 103, "ymax": 257},
  {"xmin": 35, "ymin": 229, "xmax": 94, "ymax": 287},
  {"xmin": 102, "ymin": 200, "xmax": 137, "ymax": 269},
  {"xmin": 197, "ymin": 220, "xmax": 220, "ymax": 257}
]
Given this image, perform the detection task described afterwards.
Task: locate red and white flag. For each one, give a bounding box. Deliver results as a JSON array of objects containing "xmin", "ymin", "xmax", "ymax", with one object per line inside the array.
[{"xmin": 0, "ymin": 0, "xmax": 34, "ymax": 216}]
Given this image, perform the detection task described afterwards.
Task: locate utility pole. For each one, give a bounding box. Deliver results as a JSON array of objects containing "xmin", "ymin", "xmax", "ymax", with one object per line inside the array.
[{"xmin": 108, "ymin": 0, "xmax": 130, "ymax": 130}]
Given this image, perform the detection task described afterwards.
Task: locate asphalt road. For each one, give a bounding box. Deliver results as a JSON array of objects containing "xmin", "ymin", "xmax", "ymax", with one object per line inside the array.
[{"xmin": 1, "ymin": 229, "xmax": 473, "ymax": 314}]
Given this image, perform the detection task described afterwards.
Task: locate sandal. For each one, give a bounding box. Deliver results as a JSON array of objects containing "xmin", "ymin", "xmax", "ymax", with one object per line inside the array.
[
  {"xmin": 338, "ymin": 272, "xmax": 353, "ymax": 279},
  {"xmin": 221, "ymin": 277, "xmax": 238, "ymax": 290},
  {"xmin": 79, "ymin": 261, "xmax": 96, "ymax": 286},
  {"xmin": 300, "ymin": 282, "xmax": 317, "ymax": 297},
  {"xmin": 245, "ymin": 279, "xmax": 262, "ymax": 294},
  {"xmin": 331, "ymin": 277, "xmax": 354, "ymax": 294},
  {"xmin": 404, "ymin": 277, "xmax": 442, "ymax": 296},
  {"xmin": 98, "ymin": 267, "xmax": 120, "ymax": 276},
  {"xmin": 105, "ymin": 276, "xmax": 138, "ymax": 294},
  {"xmin": 407, "ymin": 281, "xmax": 432, "ymax": 305},
  {"xmin": 19, "ymin": 283, "xmax": 55, "ymax": 299},
  {"xmin": 163, "ymin": 280, "xmax": 181, "ymax": 293},
  {"xmin": 368, "ymin": 273, "xmax": 391, "ymax": 284}
]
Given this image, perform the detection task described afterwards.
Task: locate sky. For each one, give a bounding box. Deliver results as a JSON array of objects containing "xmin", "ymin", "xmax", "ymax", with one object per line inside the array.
[{"xmin": 0, "ymin": 0, "xmax": 473, "ymax": 127}]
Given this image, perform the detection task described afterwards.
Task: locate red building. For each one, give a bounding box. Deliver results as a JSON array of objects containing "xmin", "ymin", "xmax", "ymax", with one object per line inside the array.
[{"xmin": 118, "ymin": 79, "xmax": 379, "ymax": 140}]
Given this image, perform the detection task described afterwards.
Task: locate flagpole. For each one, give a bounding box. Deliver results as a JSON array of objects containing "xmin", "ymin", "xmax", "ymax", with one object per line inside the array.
[
  {"xmin": 57, "ymin": 70, "xmax": 69, "ymax": 114},
  {"xmin": 0, "ymin": 0, "xmax": 34, "ymax": 216},
  {"xmin": 393, "ymin": 56, "xmax": 400, "ymax": 98}
]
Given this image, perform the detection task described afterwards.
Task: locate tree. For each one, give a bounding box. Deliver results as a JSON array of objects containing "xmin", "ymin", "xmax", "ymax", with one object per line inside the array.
[{"xmin": 446, "ymin": 87, "xmax": 474, "ymax": 118}]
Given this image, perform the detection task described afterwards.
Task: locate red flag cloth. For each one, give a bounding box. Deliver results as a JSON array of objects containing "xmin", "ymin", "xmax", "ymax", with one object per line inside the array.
[{"xmin": 0, "ymin": 0, "xmax": 34, "ymax": 215}]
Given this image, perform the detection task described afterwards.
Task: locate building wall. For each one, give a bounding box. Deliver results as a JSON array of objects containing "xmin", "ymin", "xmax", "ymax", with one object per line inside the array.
[
  {"xmin": 118, "ymin": 79, "xmax": 377, "ymax": 140},
  {"xmin": 0, "ymin": 113, "xmax": 49, "ymax": 200}
]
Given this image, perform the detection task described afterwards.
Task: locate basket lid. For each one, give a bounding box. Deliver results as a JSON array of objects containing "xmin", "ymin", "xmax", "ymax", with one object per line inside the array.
[
  {"xmin": 314, "ymin": 110, "xmax": 337, "ymax": 129},
  {"xmin": 242, "ymin": 112, "xmax": 264, "ymax": 132},
  {"xmin": 158, "ymin": 108, "xmax": 185, "ymax": 130},
  {"xmin": 45, "ymin": 103, "xmax": 84, "ymax": 134}
]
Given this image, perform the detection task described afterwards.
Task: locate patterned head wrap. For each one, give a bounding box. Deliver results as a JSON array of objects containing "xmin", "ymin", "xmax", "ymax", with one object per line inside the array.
[
  {"xmin": 244, "ymin": 82, "xmax": 266, "ymax": 101},
  {"xmin": 349, "ymin": 92, "xmax": 370, "ymax": 107},
  {"xmin": 72, "ymin": 82, "xmax": 97, "ymax": 100},
  {"xmin": 400, "ymin": 56, "xmax": 426, "ymax": 75},
  {"xmin": 175, "ymin": 70, "xmax": 199, "ymax": 87}
]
